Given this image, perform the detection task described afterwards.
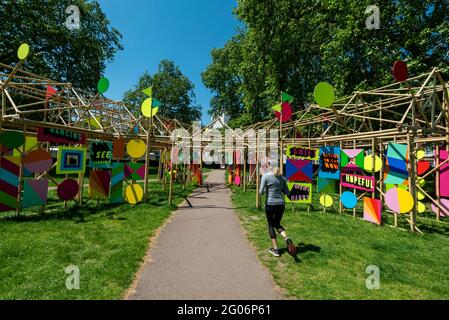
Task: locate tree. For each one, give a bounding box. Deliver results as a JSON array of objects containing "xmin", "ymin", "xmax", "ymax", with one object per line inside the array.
[
  {"xmin": 0, "ymin": 0, "xmax": 123, "ymax": 91},
  {"xmin": 202, "ymin": 0, "xmax": 449, "ymax": 127},
  {"xmin": 123, "ymin": 60, "xmax": 202, "ymax": 124}
]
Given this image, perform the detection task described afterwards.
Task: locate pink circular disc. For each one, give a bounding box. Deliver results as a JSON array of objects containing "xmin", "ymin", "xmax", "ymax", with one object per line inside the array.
[
  {"xmin": 234, "ymin": 175, "xmax": 241, "ymax": 186},
  {"xmin": 57, "ymin": 179, "xmax": 79, "ymax": 201}
]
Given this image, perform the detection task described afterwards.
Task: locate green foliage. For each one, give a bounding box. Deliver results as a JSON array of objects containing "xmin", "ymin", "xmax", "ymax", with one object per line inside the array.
[
  {"xmin": 0, "ymin": 0, "xmax": 123, "ymax": 91},
  {"xmin": 203, "ymin": 0, "xmax": 449, "ymax": 127},
  {"xmin": 123, "ymin": 60, "xmax": 202, "ymax": 123}
]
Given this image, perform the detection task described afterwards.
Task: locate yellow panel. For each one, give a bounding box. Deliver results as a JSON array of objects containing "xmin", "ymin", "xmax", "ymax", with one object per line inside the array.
[
  {"xmin": 125, "ymin": 184, "xmax": 143, "ymax": 205},
  {"xmin": 364, "ymin": 155, "xmax": 382, "ymax": 173},
  {"xmin": 319, "ymin": 195, "xmax": 333, "ymax": 208},
  {"xmin": 127, "ymin": 139, "xmax": 146, "ymax": 159}
]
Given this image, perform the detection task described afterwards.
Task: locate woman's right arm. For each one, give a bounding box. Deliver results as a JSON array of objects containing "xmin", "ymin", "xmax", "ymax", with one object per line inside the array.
[{"xmin": 259, "ymin": 175, "xmax": 266, "ymax": 195}]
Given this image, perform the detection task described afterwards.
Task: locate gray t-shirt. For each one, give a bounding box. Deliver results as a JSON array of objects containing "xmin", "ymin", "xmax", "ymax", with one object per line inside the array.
[{"xmin": 259, "ymin": 172, "xmax": 290, "ymax": 206}]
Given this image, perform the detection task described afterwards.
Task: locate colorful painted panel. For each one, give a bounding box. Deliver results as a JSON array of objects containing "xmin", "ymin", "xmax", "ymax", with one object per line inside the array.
[
  {"xmin": 89, "ymin": 141, "xmax": 113, "ymax": 169},
  {"xmin": 317, "ymin": 178, "xmax": 335, "ymax": 193},
  {"xmin": 0, "ymin": 156, "xmax": 20, "ymax": 212},
  {"xmin": 23, "ymin": 149, "xmax": 52, "ymax": 174},
  {"xmin": 341, "ymin": 149, "xmax": 364, "ymax": 173},
  {"xmin": 318, "ymin": 146, "xmax": 341, "ymax": 180},
  {"xmin": 125, "ymin": 162, "xmax": 145, "ymax": 180},
  {"xmin": 286, "ymin": 146, "xmax": 319, "ymax": 161},
  {"xmin": 384, "ymin": 143, "xmax": 408, "ymax": 185},
  {"xmin": 341, "ymin": 173, "xmax": 375, "ymax": 192},
  {"xmin": 37, "ymin": 127, "xmax": 86, "ymax": 145},
  {"xmin": 56, "ymin": 147, "xmax": 86, "ymax": 175},
  {"xmin": 125, "ymin": 184, "xmax": 144, "ymax": 204},
  {"xmin": 438, "ymin": 149, "xmax": 449, "ymax": 197},
  {"xmin": 57, "ymin": 179, "xmax": 79, "ymax": 201},
  {"xmin": 110, "ymin": 163, "xmax": 124, "ymax": 204},
  {"xmin": 286, "ymin": 159, "xmax": 313, "ymax": 182},
  {"xmin": 22, "ymin": 179, "xmax": 48, "ymax": 208},
  {"xmin": 363, "ymin": 198, "xmax": 382, "ymax": 225},
  {"xmin": 113, "ymin": 137, "xmax": 125, "ymax": 160},
  {"xmin": 286, "ymin": 182, "xmax": 312, "ymax": 204},
  {"xmin": 89, "ymin": 170, "xmax": 111, "ymax": 199},
  {"xmin": 385, "ymin": 187, "xmax": 414, "ymax": 214},
  {"xmin": 13, "ymin": 136, "xmax": 38, "ymax": 157}
]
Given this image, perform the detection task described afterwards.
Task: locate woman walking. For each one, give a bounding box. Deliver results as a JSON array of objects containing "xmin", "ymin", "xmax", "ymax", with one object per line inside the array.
[{"xmin": 259, "ymin": 167, "xmax": 297, "ymax": 257}]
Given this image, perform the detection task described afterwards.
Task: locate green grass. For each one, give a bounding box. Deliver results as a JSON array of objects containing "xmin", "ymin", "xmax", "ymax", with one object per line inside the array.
[
  {"xmin": 0, "ymin": 180, "xmax": 197, "ymax": 300},
  {"xmin": 231, "ymin": 186, "xmax": 449, "ymax": 299}
]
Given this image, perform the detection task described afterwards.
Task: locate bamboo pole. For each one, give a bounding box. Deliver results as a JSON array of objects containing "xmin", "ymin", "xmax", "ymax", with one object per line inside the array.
[{"xmin": 256, "ymin": 132, "xmax": 260, "ymax": 209}]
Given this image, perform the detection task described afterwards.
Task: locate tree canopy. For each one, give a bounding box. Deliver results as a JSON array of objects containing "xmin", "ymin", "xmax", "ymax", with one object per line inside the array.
[
  {"xmin": 202, "ymin": 0, "xmax": 449, "ymax": 127},
  {"xmin": 123, "ymin": 60, "xmax": 202, "ymax": 124},
  {"xmin": 0, "ymin": 0, "xmax": 123, "ymax": 91}
]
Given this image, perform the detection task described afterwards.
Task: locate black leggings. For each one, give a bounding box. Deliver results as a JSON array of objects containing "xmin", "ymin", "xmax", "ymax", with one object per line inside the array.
[{"xmin": 265, "ymin": 204, "xmax": 285, "ymax": 239}]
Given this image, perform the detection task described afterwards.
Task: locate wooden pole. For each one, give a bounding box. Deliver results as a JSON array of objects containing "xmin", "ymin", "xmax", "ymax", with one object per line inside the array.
[
  {"xmin": 243, "ymin": 146, "xmax": 247, "ymax": 192},
  {"xmin": 168, "ymin": 142, "xmax": 174, "ymax": 206},
  {"xmin": 436, "ymin": 144, "xmax": 441, "ymax": 222},
  {"xmin": 144, "ymin": 119, "xmax": 151, "ymax": 202},
  {"xmin": 16, "ymin": 124, "xmax": 27, "ymax": 216},
  {"xmin": 339, "ymin": 141, "xmax": 343, "ymax": 214},
  {"xmin": 256, "ymin": 132, "xmax": 260, "ymax": 209}
]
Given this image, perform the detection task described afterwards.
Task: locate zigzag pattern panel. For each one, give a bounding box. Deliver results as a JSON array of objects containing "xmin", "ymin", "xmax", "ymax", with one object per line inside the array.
[{"xmin": 0, "ymin": 157, "xmax": 20, "ymax": 212}]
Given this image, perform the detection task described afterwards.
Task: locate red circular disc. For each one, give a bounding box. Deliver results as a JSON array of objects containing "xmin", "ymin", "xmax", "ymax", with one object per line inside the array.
[
  {"xmin": 57, "ymin": 179, "xmax": 79, "ymax": 201},
  {"xmin": 417, "ymin": 161, "xmax": 431, "ymax": 176},
  {"xmin": 275, "ymin": 102, "xmax": 293, "ymax": 122},
  {"xmin": 392, "ymin": 60, "xmax": 408, "ymax": 82}
]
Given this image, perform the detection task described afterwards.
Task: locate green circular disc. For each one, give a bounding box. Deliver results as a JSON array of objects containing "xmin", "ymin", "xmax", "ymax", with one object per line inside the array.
[
  {"xmin": 314, "ymin": 82, "xmax": 335, "ymax": 108},
  {"xmin": 17, "ymin": 43, "xmax": 30, "ymax": 60},
  {"xmin": 97, "ymin": 77, "xmax": 110, "ymax": 94},
  {"xmin": 0, "ymin": 131, "xmax": 25, "ymax": 149}
]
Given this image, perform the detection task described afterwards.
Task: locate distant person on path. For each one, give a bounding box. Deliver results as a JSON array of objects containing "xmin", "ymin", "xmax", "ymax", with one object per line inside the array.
[{"xmin": 259, "ymin": 167, "xmax": 297, "ymax": 257}]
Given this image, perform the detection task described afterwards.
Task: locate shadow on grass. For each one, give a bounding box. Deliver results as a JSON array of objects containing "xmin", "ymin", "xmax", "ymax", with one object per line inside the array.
[{"xmin": 279, "ymin": 243, "xmax": 321, "ymax": 263}]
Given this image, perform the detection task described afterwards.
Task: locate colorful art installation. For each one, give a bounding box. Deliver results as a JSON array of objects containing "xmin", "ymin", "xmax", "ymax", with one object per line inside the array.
[
  {"xmin": 384, "ymin": 143, "xmax": 408, "ymax": 185},
  {"xmin": 113, "ymin": 137, "xmax": 125, "ymax": 159},
  {"xmin": 56, "ymin": 147, "xmax": 87, "ymax": 175},
  {"xmin": 110, "ymin": 163, "xmax": 124, "ymax": 204},
  {"xmin": 89, "ymin": 141, "xmax": 113, "ymax": 169},
  {"xmin": 127, "ymin": 139, "xmax": 146, "ymax": 159},
  {"xmin": 417, "ymin": 202, "xmax": 426, "ymax": 214},
  {"xmin": 314, "ymin": 82, "xmax": 335, "ymax": 108},
  {"xmin": 57, "ymin": 179, "xmax": 79, "ymax": 201},
  {"xmin": 317, "ymin": 178, "xmax": 335, "ymax": 194},
  {"xmin": 341, "ymin": 149, "xmax": 364, "ymax": 173},
  {"xmin": 0, "ymin": 157, "xmax": 20, "ymax": 212},
  {"xmin": 97, "ymin": 77, "xmax": 110, "ymax": 94},
  {"xmin": 37, "ymin": 127, "xmax": 86, "ymax": 145},
  {"xmin": 0, "ymin": 131, "xmax": 25, "ymax": 149},
  {"xmin": 341, "ymin": 173, "xmax": 375, "ymax": 192},
  {"xmin": 437, "ymin": 149, "xmax": 449, "ymax": 197},
  {"xmin": 45, "ymin": 86, "xmax": 57, "ymax": 104},
  {"xmin": 22, "ymin": 179, "xmax": 48, "ymax": 208},
  {"xmin": 13, "ymin": 136, "xmax": 38, "ymax": 157},
  {"xmin": 273, "ymin": 102, "xmax": 293, "ymax": 122},
  {"xmin": 318, "ymin": 146, "xmax": 341, "ymax": 180},
  {"xmin": 416, "ymin": 149, "xmax": 426, "ymax": 160},
  {"xmin": 22, "ymin": 149, "xmax": 52, "ymax": 174},
  {"xmin": 319, "ymin": 195, "xmax": 334, "ymax": 208},
  {"xmin": 417, "ymin": 161, "xmax": 431, "ymax": 176},
  {"xmin": 341, "ymin": 191, "xmax": 357, "ymax": 209},
  {"xmin": 89, "ymin": 170, "xmax": 111, "ymax": 199},
  {"xmin": 392, "ymin": 60, "xmax": 408, "ymax": 82},
  {"xmin": 431, "ymin": 199, "xmax": 449, "ymax": 217},
  {"xmin": 125, "ymin": 162, "xmax": 145, "ymax": 180},
  {"xmin": 363, "ymin": 198, "xmax": 382, "ymax": 225},
  {"xmin": 385, "ymin": 187, "xmax": 414, "ymax": 214},
  {"xmin": 286, "ymin": 146, "xmax": 319, "ymax": 161},
  {"xmin": 286, "ymin": 159, "xmax": 313, "ymax": 182},
  {"xmin": 286, "ymin": 183, "xmax": 312, "ymax": 204},
  {"xmin": 17, "ymin": 43, "xmax": 30, "ymax": 60},
  {"xmin": 125, "ymin": 184, "xmax": 144, "ymax": 205},
  {"xmin": 281, "ymin": 92, "xmax": 294, "ymax": 103},
  {"xmin": 234, "ymin": 175, "xmax": 241, "ymax": 186}
]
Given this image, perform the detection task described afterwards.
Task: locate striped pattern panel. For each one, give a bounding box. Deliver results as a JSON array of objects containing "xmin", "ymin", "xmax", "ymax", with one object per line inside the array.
[
  {"xmin": 110, "ymin": 163, "xmax": 124, "ymax": 204},
  {"xmin": 0, "ymin": 157, "xmax": 21, "ymax": 212}
]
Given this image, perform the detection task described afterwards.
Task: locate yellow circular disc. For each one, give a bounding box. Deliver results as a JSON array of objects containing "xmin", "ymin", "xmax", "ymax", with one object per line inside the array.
[
  {"xmin": 127, "ymin": 139, "xmax": 146, "ymax": 159},
  {"xmin": 17, "ymin": 43, "xmax": 30, "ymax": 60},
  {"xmin": 141, "ymin": 98, "xmax": 153, "ymax": 117},
  {"xmin": 418, "ymin": 201, "xmax": 426, "ymax": 214},
  {"xmin": 320, "ymin": 195, "xmax": 334, "ymax": 208},
  {"xmin": 125, "ymin": 184, "xmax": 143, "ymax": 205},
  {"xmin": 364, "ymin": 155, "xmax": 382, "ymax": 173},
  {"xmin": 418, "ymin": 178, "xmax": 426, "ymax": 187},
  {"xmin": 416, "ymin": 149, "xmax": 425, "ymax": 160},
  {"xmin": 417, "ymin": 191, "xmax": 425, "ymax": 201}
]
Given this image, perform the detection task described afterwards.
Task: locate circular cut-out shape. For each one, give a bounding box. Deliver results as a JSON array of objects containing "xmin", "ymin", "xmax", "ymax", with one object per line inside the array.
[
  {"xmin": 127, "ymin": 139, "xmax": 146, "ymax": 159},
  {"xmin": 17, "ymin": 43, "xmax": 30, "ymax": 60},
  {"xmin": 392, "ymin": 60, "xmax": 408, "ymax": 82},
  {"xmin": 0, "ymin": 131, "xmax": 25, "ymax": 149},
  {"xmin": 418, "ymin": 178, "xmax": 426, "ymax": 187},
  {"xmin": 57, "ymin": 179, "xmax": 79, "ymax": 201},
  {"xmin": 431, "ymin": 199, "xmax": 449, "ymax": 217},
  {"xmin": 125, "ymin": 184, "xmax": 143, "ymax": 205},
  {"xmin": 320, "ymin": 194, "xmax": 334, "ymax": 208},
  {"xmin": 141, "ymin": 98, "xmax": 153, "ymax": 118},
  {"xmin": 417, "ymin": 161, "xmax": 431, "ymax": 176},
  {"xmin": 416, "ymin": 149, "xmax": 425, "ymax": 160},
  {"xmin": 23, "ymin": 149, "xmax": 52, "ymax": 173},
  {"xmin": 417, "ymin": 202, "xmax": 426, "ymax": 214},
  {"xmin": 234, "ymin": 175, "xmax": 241, "ymax": 186},
  {"xmin": 97, "ymin": 77, "xmax": 110, "ymax": 94},
  {"xmin": 341, "ymin": 191, "xmax": 358, "ymax": 209},
  {"xmin": 385, "ymin": 187, "xmax": 414, "ymax": 214},
  {"xmin": 314, "ymin": 82, "xmax": 335, "ymax": 108},
  {"xmin": 275, "ymin": 102, "xmax": 293, "ymax": 122},
  {"xmin": 417, "ymin": 191, "xmax": 425, "ymax": 201},
  {"xmin": 364, "ymin": 155, "xmax": 383, "ymax": 173}
]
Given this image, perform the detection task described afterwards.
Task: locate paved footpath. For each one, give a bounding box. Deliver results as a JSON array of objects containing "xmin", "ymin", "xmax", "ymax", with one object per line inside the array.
[{"xmin": 127, "ymin": 169, "xmax": 282, "ymax": 300}]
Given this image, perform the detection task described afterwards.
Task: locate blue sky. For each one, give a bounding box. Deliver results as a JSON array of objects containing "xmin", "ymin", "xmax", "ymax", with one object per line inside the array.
[{"xmin": 97, "ymin": 0, "xmax": 241, "ymax": 124}]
